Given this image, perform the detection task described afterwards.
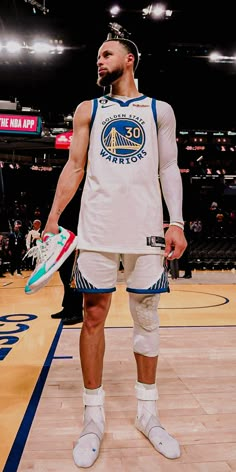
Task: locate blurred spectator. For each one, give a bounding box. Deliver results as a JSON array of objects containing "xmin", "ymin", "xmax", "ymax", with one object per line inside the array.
[
  {"xmin": 228, "ymin": 209, "xmax": 236, "ymax": 235},
  {"xmin": 25, "ymin": 219, "xmax": 42, "ymax": 269},
  {"xmin": 190, "ymin": 218, "xmax": 203, "ymax": 241},
  {"xmin": 8, "ymin": 220, "xmax": 26, "ymax": 276},
  {"xmin": 208, "ymin": 201, "xmax": 220, "ymax": 236},
  {"xmin": 33, "ymin": 206, "xmax": 44, "ymax": 222},
  {"xmin": 0, "ymin": 234, "xmax": 8, "ymax": 277},
  {"xmin": 215, "ymin": 210, "xmax": 226, "ymax": 236}
]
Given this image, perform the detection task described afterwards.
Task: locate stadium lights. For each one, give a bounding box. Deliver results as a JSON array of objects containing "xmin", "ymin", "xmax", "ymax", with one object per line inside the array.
[
  {"xmin": 5, "ymin": 40, "xmax": 23, "ymax": 54},
  {"xmin": 209, "ymin": 52, "xmax": 236, "ymax": 63},
  {"xmin": 30, "ymin": 40, "xmax": 64, "ymax": 54},
  {"xmin": 109, "ymin": 5, "xmax": 121, "ymax": 17},
  {"xmin": 108, "ymin": 3, "xmax": 173, "ymax": 19},
  {"xmin": 142, "ymin": 3, "xmax": 173, "ymax": 19},
  {"xmin": 0, "ymin": 38, "xmax": 64, "ymax": 56},
  {"xmin": 151, "ymin": 5, "xmax": 165, "ymax": 17}
]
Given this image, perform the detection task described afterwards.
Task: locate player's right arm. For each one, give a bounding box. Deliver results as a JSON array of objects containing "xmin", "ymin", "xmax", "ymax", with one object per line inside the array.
[{"xmin": 44, "ymin": 100, "xmax": 92, "ymax": 234}]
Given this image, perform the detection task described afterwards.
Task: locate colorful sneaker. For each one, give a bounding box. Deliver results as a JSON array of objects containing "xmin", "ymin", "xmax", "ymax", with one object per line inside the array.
[
  {"xmin": 24, "ymin": 274, "xmax": 49, "ymax": 294},
  {"xmin": 24, "ymin": 226, "xmax": 77, "ymax": 294}
]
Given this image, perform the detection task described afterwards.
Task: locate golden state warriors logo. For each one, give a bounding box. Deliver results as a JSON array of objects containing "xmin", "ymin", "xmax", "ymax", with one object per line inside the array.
[{"xmin": 102, "ymin": 118, "xmax": 145, "ymax": 158}]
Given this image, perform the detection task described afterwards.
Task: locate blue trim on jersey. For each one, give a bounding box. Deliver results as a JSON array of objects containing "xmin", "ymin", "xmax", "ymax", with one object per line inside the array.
[
  {"xmin": 126, "ymin": 267, "xmax": 170, "ymax": 294},
  {"xmin": 76, "ymin": 287, "xmax": 116, "ymax": 293},
  {"xmin": 151, "ymin": 98, "xmax": 158, "ymax": 134},
  {"xmin": 75, "ymin": 268, "xmax": 96, "ymax": 290},
  {"xmin": 104, "ymin": 94, "xmax": 146, "ymax": 107},
  {"xmin": 127, "ymin": 287, "xmax": 170, "ymax": 294},
  {"xmin": 91, "ymin": 99, "xmax": 98, "ymax": 130},
  {"xmin": 74, "ymin": 267, "xmax": 116, "ymax": 293}
]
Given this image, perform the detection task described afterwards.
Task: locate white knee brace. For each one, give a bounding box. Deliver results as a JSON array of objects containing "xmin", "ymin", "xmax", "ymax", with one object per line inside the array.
[{"xmin": 129, "ymin": 293, "xmax": 160, "ymax": 357}]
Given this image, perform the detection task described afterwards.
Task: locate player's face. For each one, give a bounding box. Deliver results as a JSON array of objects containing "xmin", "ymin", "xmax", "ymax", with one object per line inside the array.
[
  {"xmin": 96, "ymin": 41, "xmax": 126, "ymax": 87},
  {"xmin": 33, "ymin": 221, "xmax": 41, "ymax": 230}
]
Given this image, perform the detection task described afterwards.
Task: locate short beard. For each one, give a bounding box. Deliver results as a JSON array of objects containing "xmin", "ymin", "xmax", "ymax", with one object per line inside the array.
[{"xmin": 97, "ymin": 67, "xmax": 123, "ymax": 87}]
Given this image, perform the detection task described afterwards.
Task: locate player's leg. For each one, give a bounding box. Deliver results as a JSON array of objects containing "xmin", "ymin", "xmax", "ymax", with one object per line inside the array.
[
  {"xmin": 73, "ymin": 250, "xmax": 119, "ymax": 468},
  {"xmin": 124, "ymin": 253, "xmax": 180, "ymax": 459}
]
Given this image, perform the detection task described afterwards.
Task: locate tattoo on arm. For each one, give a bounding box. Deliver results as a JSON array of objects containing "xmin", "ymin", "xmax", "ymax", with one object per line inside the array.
[{"xmin": 57, "ymin": 209, "xmax": 62, "ymax": 216}]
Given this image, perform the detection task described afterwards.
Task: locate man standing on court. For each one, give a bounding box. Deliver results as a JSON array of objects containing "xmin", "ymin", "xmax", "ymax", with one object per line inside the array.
[{"xmin": 43, "ymin": 37, "xmax": 187, "ymax": 467}]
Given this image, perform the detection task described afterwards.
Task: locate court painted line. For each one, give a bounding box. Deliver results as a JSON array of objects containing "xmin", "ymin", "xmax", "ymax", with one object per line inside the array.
[
  {"xmin": 3, "ymin": 322, "xmax": 63, "ymax": 472},
  {"xmin": 53, "ymin": 355, "xmax": 73, "ymax": 359},
  {"xmin": 159, "ymin": 289, "xmax": 229, "ymax": 309}
]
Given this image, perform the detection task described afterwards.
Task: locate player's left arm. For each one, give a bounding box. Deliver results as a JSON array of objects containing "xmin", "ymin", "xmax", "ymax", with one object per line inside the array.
[{"xmin": 157, "ymin": 101, "xmax": 187, "ymax": 259}]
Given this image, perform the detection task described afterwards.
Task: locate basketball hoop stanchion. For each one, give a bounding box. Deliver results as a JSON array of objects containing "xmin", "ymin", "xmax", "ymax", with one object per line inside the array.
[{"xmin": 107, "ymin": 22, "xmax": 131, "ymax": 39}]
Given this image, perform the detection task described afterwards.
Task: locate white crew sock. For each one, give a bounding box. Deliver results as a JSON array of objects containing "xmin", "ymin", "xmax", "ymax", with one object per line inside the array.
[
  {"xmin": 135, "ymin": 381, "xmax": 180, "ymax": 459},
  {"xmin": 73, "ymin": 386, "xmax": 105, "ymax": 468}
]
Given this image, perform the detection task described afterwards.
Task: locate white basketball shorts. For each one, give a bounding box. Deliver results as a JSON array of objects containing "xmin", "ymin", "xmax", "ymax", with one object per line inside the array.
[{"xmin": 74, "ymin": 250, "xmax": 169, "ymax": 294}]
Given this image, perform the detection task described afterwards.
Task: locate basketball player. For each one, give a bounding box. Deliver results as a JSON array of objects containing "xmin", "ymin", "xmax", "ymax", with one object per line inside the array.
[{"xmin": 43, "ymin": 38, "xmax": 187, "ymax": 468}]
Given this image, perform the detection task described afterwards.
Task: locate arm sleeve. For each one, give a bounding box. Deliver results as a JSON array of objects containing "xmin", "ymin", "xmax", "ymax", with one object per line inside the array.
[{"xmin": 157, "ymin": 101, "xmax": 184, "ymax": 224}]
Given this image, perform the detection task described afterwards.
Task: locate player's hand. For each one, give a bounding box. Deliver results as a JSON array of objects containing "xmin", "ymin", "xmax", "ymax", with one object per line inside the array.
[
  {"xmin": 42, "ymin": 222, "xmax": 60, "ymax": 239},
  {"xmin": 164, "ymin": 226, "xmax": 187, "ymax": 260}
]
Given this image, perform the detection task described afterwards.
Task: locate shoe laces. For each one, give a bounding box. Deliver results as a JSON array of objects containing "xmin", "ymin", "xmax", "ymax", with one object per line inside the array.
[{"xmin": 23, "ymin": 233, "xmax": 55, "ymax": 265}]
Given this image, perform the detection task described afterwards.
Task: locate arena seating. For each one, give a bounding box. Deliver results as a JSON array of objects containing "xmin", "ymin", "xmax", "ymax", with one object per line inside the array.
[{"xmin": 189, "ymin": 236, "xmax": 236, "ymax": 270}]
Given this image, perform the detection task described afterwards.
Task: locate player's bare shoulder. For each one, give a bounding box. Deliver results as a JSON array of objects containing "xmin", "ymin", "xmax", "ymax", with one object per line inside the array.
[{"xmin": 73, "ymin": 100, "xmax": 93, "ymax": 127}]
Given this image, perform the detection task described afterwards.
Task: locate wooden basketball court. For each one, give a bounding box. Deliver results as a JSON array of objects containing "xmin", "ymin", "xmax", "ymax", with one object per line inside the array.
[{"xmin": 1, "ymin": 269, "xmax": 236, "ymax": 471}]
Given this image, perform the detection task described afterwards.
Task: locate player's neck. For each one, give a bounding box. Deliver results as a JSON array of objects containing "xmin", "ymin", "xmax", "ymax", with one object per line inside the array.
[{"xmin": 110, "ymin": 78, "xmax": 140, "ymax": 98}]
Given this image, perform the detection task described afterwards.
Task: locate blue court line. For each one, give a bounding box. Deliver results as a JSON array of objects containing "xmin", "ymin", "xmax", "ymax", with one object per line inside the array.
[{"xmin": 3, "ymin": 322, "xmax": 63, "ymax": 472}]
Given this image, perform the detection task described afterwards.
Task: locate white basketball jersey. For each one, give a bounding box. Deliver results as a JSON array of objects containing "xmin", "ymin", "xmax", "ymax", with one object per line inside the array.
[{"xmin": 77, "ymin": 94, "xmax": 173, "ymax": 254}]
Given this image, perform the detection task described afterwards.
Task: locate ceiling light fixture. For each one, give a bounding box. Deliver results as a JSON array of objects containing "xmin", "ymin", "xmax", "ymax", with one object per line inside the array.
[
  {"xmin": 142, "ymin": 4, "xmax": 173, "ymax": 19},
  {"xmin": 24, "ymin": 0, "xmax": 49, "ymax": 15}
]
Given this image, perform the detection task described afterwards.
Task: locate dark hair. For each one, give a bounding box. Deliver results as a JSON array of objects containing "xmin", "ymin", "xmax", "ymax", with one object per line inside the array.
[{"xmin": 104, "ymin": 38, "xmax": 140, "ymax": 71}]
